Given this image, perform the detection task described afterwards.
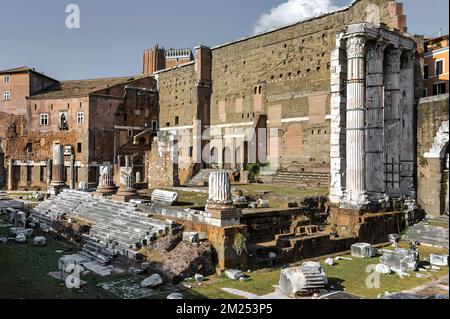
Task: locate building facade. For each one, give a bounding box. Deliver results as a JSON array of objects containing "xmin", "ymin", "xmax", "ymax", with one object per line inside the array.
[
  {"xmin": 0, "ymin": 69, "xmax": 158, "ymax": 190},
  {"xmin": 146, "ymin": 0, "xmax": 415, "ymax": 195},
  {"xmin": 422, "ymin": 35, "xmax": 449, "ymax": 97}
]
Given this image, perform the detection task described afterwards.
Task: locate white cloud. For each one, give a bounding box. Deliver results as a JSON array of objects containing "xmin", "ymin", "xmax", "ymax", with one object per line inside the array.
[{"xmin": 253, "ymin": 0, "xmax": 337, "ymax": 34}]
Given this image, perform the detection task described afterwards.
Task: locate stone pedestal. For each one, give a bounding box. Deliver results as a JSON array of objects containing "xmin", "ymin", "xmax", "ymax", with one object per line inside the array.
[
  {"xmin": 112, "ymin": 166, "xmax": 138, "ymax": 202},
  {"xmin": 205, "ymin": 171, "xmax": 241, "ymax": 226},
  {"xmin": 49, "ymin": 144, "xmax": 67, "ymax": 194},
  {"xmin": 94, "ymin": 165, "xmax": 116, "ymax": 197}
]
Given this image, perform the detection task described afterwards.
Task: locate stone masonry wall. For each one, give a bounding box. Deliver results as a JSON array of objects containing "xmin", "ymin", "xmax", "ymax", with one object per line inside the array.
[
  {"xmin": 417, "ymin": 94, "xmax": 449, "ymax": 216},
  {"xmin": 207, "ymin": 0, "xmax": 404, "ymax": 174},
  {"xmin": 152, "ymin": 0, "xmax": 408, "ymax": 182}
]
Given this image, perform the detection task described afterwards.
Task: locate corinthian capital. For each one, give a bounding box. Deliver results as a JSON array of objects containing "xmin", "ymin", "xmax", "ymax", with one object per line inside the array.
[
  {"xmin": 366, "ymin": 40, "xmax": 387, "ymax": 62},
  {"xmin": 386, "ymin": 47, "xmax": 403, "ymax": 67},
  {"xmin": 401, "ymin": 51, "xmax": 416, "ymax": 69},
  {"xmin": 346, "ymin": 35, "xmax": 366, "ymax": 58}
]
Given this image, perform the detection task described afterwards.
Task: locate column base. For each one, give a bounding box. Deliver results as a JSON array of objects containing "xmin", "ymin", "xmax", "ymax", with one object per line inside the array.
[
  {"xmin": 48, "ymin": 184, "xmax": 68, "ymax": 195},
  {"xmin": 206, "ymin": 206, "xmax": 241, "ymax": 226},
  {"xmin": 93, "ymin": 187, "xmax": 117, "ymax": 197},
  {"xmin": 340, "ymin": 190, "xmax": 369, "ymax": 210},
  {"xmin": 112, "ymin": 189, "xmax": 138, "ymax": 202}
]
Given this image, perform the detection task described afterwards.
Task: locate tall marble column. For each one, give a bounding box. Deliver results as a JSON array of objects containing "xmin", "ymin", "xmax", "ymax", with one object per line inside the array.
[
  {"xmin": 384, "ymin": 47, "xmax": 402, "ymax": 197},
  {"xmin": 205, "ymin": 171, "xmax": 240, "ymax": 226},
  {"xmin": 50, "ymin": 144, "xmax": 65, "ymax": 187},
  {"xmin": 46, "ymin": 159, "xmax": 52, "ymax": 187},
  {"xmin": 7, "ymin": 159, "xmax": 14, "ymax": 191},
  {"xmin": 119, "ymin": 167, "xmax": 135, "ymax": 191},
  {"xmin": 365, "ymin": 41, "xmax": 386, "ymax": 201},
  {"xmin": 69, "ymin": 154, "xmax": 76, "ymax": 190},
  {"xmin": 399, "ymin": 51, "xmax": 416, "ymax": 198},
  {"xmin": 344, "ymin": 34, "xmax": 367, "ymax": 207}
]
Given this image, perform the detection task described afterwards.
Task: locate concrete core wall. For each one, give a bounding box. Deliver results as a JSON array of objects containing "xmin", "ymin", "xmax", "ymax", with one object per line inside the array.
[{"xmin": 417, "ymin": 94, "xmax": 449, "ymax": 216}]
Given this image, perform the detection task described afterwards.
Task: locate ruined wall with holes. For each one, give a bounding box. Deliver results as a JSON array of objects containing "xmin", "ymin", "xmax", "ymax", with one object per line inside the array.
[
  {"xmin": 147, "ymin": 133, "xmax": 179, "ymax": 188},
  {"xmin": 3, "ymin": 77, "xmax": 158, "ymax": 190},
  {"xmin": 157, "ymin": 63, "xmax": 197, "ymax": 128},
  {"xmin": 151, "ymin": 0, "xmax": 408, "ymax": 186},
  {"xmin": 417, "ymin": 94, "xmax": 449, "ymax": 216},
  {"xmin": 207, "ymin": 0, "xmax": 405, "ymax": 174}
]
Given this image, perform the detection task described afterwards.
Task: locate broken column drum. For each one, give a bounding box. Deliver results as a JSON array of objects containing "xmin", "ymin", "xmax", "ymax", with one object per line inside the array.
[
  {"xmin": 205, "ymin": 171, "xmax": 240, "ymax": 226},
  {"xmin": 119, "ymin": 167, "xmax": 136, "ymax": 192},
  {"xmin": 112, "ymin": 157, "xmax": 138, "ymax": 202},
  {"xmin": 95, "ymin": 165, "xmax": 116, "ymax": 196},
  {"xmin": 50, "ymin": 144, "xmax": 66, "ymax": 187},
  {"xmin": 206, "ymin": 171, "xmax": 233, "ymax": 209}
]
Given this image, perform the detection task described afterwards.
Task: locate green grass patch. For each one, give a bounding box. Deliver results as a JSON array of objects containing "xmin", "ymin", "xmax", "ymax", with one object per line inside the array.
[
  {"xmin": 188, "ymin": 243, "xmax": 449, "ymax": 299},
  {"xmin": 187, "ymin": 270, "xmax": 280, "ymax": 299}
]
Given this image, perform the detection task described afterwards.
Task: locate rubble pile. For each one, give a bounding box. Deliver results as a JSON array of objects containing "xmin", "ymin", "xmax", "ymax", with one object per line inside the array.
[
  {"xmin": 159, "ymin": 241, "xmax": 214, "ymax": 283},
  {"xmin": 380, "ymin": 248, "xmax": 419, "ymax": 273},
  {"xmin": 350, "ymin": 243, "xmax": 378, "ymax": 258}
]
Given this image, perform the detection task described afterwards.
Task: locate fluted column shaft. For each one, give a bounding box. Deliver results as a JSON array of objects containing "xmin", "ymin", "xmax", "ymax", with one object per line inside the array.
[
  {"xmin": 7, "ymin": 159, "xmax": 14, "ymax": 191},
  {"xmin": 384, "ymin": 48, "xmax": 402, "ymax": 196},
  {"xmin": 119, "ymin": 167, "xmax": 135, "ymax": 191},
  {"xmin": 98, "ymin": 166, "xmax": 114, "ymax": 188},
  {"xmin": 208, "ymin": 171, "xmax": 232, "ymax": 204},
  {"xmin": 365, "ymin": 41, "xmax": 386, "ymax": 200},
  {"xmin": 399, "ymin": 51, "xmax": 416, "ymax": 197},
  {"xmin": 345, "ymin": 35, "xmax": 367, "ymax": 205}
]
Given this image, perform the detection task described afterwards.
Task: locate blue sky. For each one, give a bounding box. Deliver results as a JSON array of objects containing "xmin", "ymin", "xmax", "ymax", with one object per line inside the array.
[{"xmin": 0, "ymin": 0, "xmax": 448, "ymax": 80}]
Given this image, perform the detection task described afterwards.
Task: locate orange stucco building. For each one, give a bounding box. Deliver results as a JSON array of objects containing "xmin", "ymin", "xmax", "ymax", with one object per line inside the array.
[{"xmin": 422, "ymin": 35, "xmax": 449, "ymax": 97}]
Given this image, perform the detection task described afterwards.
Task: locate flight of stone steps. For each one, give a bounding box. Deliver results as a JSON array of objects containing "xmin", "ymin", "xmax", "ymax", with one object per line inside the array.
[
  {"xmin": 185, "ymin": 169, "xmax": 232, "ymax": 187},
  {"xmin": 31, "ymin": 190, "xmax": 172, "ymax": 262},
  {"xmin": 272, "ymin": 171, "xmax": 330, "ymax": 188},
  {"xmin": 405, "ymin": 219, "xmax": 449, "ymax": 249}
]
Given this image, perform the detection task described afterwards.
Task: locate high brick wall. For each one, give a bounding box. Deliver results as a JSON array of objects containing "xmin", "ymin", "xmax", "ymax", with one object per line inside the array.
[
  {"xmin": 417, "ymin": 94, "xmax": 449, "ymax": 216},
  {"xmin": 3, "ymin": 76, "xmax": 158, "ymax": 190},
  {"xmin": 151, "ymin": 0, "xmax": 407, "ymax": 182},
  {"xmin": 207, "ymin": 0, "xmax": 404, "ymax": 173},
  {"xmin": 157, "ymin": 63, "xmax": 197, "ymax": 128}
]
